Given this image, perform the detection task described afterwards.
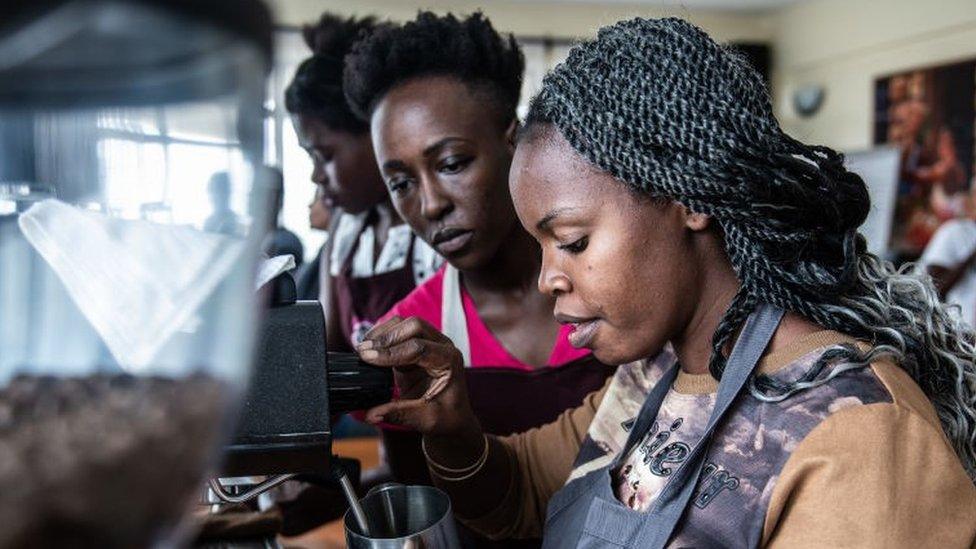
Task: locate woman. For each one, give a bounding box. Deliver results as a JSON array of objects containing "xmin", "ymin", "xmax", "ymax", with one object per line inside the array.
[
  {"xmin": 285, "ymin": 13, "xmax": 440, "ymax": 349},
  {"xmin": 357, "ymin": 18, "xmax": 976, "ymax": 547},
  {"xmin": 344, "ymin": 12, "xmax": 615, "ymax": 490},
  {"xmin": 295, "ymin": 184, "xmax": 332, "ymax": 300}
]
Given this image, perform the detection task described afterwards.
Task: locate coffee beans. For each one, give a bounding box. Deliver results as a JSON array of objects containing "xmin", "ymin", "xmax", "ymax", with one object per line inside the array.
[{"xmin": 0, "ymin": 374, "xmax": 230, "ymax": 548}]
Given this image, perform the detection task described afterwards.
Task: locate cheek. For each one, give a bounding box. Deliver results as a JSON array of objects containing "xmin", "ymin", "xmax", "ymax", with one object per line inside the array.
[
  {"xmin": 393, "ymin": 193, "xmax": 427, "ymax": 231},
  {"xmin": 576, "ymin": 237, "xmax": 640, "ymax": 318}
]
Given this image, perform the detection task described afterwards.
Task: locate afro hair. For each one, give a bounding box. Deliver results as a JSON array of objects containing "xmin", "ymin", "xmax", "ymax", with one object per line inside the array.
[
  {"xmin": 285, "ymin": 14, "xmax": 384, "ymax": 133},
  {"xmin": 343, "ymin": 11, "xmax": 524, "ymax": 127}
]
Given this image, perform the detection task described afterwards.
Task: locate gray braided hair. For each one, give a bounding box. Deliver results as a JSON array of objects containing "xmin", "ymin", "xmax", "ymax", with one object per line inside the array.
[{"xmin": 525, "ymin": 17, "xmax": 976, "ymax": 479}]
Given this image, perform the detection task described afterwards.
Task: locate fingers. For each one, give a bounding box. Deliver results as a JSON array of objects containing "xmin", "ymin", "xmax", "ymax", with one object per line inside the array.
[
  {"xmin": 360, "ymin": 316, "xmax": 406, "ymax": 349},
  {"xmin": 358, "ymin": 316, "xmax": 448, "ymax": 351},
  {"xmin": 422, "ymin": 372, "xmax": 452, "ymax": 401},
  {"xmin": 360, "ymin": 338, "xmax": 461, "ymax": 373},
  {"xmin": 364, "ymin": 398, "xmax": 428, "ymax": 426}
]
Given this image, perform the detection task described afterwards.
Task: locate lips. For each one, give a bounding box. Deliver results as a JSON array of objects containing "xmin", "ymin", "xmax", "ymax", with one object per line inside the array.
[
  {"xmin": 555, "ymin": 313, "xmax": 601, "ymax": 349},
  {"xmin": 431, "ymin": 227, "xmax": 474, "ymax": 255}
]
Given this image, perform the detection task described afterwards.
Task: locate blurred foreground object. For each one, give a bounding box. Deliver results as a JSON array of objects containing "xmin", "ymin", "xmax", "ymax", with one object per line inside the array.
[{"xmin": 0, "ymin": 0, "xmax": 273, "ymax": 547}]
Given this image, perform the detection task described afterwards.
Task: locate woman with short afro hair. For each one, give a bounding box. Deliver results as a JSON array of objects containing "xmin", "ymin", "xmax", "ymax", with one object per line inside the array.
[{"xmin": 344, "ymin": 13, "xmax": 615, "ymax": 501}]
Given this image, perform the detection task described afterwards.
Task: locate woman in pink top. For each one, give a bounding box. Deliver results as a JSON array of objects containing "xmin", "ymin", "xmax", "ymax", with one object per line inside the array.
[
  {"xmin": 344, "ymin": 12, "xmax": 615, "ymax": 491},
  {"xmin": 383, "ymin": 267, "xmax": 587, "ymax": 371}
]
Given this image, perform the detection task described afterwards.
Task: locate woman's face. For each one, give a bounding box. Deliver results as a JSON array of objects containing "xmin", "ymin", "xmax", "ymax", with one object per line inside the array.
[
  {"xmin": 292, "ymin": 114, "xmax": 387, "ymax": 215},
  {"xmin": 370, "ymin": 76, "xmax": 518, "ymax": 270},
  {"xmin": 510, "ymin": 128, "xmax": 709, "ymax": 365}
]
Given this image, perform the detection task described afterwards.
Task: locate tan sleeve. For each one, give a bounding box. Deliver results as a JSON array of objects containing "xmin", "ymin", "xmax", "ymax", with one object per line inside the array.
[
  {"xmin": 459, "ymin": 378, "xmax": 610, "ymax": 539},
  {"xmin": 763, "ymin": 402, "xmax": 976, "ymax": 548}
]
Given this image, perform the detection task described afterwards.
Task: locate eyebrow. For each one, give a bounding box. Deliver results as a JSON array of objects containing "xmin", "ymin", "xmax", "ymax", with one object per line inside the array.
[
  {"xmin": 381, "ymin": 137, "xmax": 472, "ymax": 173},
  {"xmin": 536, "ymin": 207, "xmax": 582, "ymax": 232},
  {"xmin": 423, "ymin": 137, "xmax": 470, "ymax": 157},
  {"xmin": 382, "ymin": 159, "xmax": 409, "ymax": 172}
]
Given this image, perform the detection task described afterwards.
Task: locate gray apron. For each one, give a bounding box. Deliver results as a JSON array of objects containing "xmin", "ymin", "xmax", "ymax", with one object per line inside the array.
[{"xmin": 541, "ymin": 304, "xmax": 785, "ymax": 548}]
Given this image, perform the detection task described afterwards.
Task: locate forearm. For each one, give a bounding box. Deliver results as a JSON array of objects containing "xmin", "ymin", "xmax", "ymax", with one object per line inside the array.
[
  {"xmin": 928, "ymin": 260, "xmax": 974, "ymax": 299},
  {"xmin": 420, "ymin": 383, "xmax": 609, "ymax": 540},
  {"xmin": 423, "ymin": 430, "xmax": 515, "ymax": 520}
]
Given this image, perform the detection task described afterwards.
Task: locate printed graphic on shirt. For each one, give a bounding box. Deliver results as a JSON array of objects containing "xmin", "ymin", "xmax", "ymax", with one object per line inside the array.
[
  {"xmin": 568, "ymin": 351, "xmax": 673, "ymax": 481},
  {"xmin": 565, "ymin": 337, "xmax": 893, "ymax": 548},
  {"xmin": 614, "ymin": 392, "xmax": 716, "ymax": 511}
]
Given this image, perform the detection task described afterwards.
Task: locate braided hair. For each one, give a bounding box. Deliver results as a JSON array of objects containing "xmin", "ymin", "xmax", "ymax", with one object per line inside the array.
[
  {"xmin": 284, "ymin": 14, "xmax": 383, "ymax": 133},
  {"xmin": 525, "ymin": 17, "xmax": 976, "ymax": 479}
]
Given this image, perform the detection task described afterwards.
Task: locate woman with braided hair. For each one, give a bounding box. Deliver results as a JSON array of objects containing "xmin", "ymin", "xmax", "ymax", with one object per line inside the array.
[{"xmin": 357, "ymin": 17, "xmax": 976, "ymax": 547}]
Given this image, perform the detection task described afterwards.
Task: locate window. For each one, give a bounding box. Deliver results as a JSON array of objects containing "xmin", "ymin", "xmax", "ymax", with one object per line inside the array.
[{"xmin": 93, "ymin": 103, "xmax": 250, "ymax": 227}]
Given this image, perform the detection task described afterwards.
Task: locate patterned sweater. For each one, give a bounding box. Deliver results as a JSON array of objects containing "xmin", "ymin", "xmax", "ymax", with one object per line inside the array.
[{"xmin": 458, "ymin": 331, "xmax": 976, "ymax": 547}]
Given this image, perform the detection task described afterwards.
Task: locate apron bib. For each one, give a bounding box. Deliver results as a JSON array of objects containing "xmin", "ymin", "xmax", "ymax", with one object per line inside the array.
[
  {"xmin": 542, "ymin": 304, "xmax": 784, "ymax": 548},
  {"xmin": 332, "ymin": 228, "xmax": 417, "ymax": 349}
]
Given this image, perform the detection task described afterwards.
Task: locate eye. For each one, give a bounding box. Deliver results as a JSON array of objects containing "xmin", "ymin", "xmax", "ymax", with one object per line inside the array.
[
  {"xmin": 437, "ymin": 155, "xmax": 472, "ymax": 175},
  {"xmin": 387, "ymin": 176, "xmax": 413, "ymax": 195},
  {"xmin": 310, "ymin": 148, "xmax": 333, "ymax": 164},
  {"xmin": 557, "ymin": 236, "xmax": 589, "ymax": 255}
]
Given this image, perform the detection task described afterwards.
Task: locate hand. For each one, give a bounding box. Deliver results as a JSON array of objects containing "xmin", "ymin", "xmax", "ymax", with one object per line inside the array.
[{"xmin": 357, "ymin": 316, "xmax": 477, "ymax": 435}]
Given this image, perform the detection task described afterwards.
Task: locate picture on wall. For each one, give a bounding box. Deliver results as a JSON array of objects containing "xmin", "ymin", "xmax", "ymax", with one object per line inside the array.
[{"xmin": 873, "ymin": 59, "xmax": 976, "ymax": 261}]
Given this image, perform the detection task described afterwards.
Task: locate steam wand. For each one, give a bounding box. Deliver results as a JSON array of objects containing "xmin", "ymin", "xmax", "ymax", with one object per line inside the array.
[{"xmin": 333, "ymin": 457, "xmax": 370, "ymax": 536}]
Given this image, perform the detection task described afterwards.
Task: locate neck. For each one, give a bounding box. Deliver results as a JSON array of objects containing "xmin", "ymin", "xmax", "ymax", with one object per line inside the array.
[
  {"xmin": 463, "ymin": 224, "xmax": 541, "ymax": 294},
  {"xmin": 672, "ymin": 262, "xmax": 741, "ymax": 376}
]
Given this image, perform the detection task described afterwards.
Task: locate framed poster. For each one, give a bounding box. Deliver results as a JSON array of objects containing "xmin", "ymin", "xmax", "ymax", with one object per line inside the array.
[{"xmin": 874, "ymin": 59, "xmax": 975, "ymax": 261}]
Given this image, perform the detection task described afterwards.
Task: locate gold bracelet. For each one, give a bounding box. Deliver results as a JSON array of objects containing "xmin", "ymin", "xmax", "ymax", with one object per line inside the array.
[{"xmin": 422, "ymin": 434, "xmax": 489, "ymax": 481}]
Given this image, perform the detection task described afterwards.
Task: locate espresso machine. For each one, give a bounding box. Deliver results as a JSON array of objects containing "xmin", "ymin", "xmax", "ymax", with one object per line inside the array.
[{"xmin": 200, "ymin": 271, "xmax": 393, "ymax": 548}]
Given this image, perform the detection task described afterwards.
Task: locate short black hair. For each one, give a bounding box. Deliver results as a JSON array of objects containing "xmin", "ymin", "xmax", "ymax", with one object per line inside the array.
[
  {"xmin": 285, "ymin": 14, "xmax": 382, "ymax": 133},
  {"xmin": 344, "ymin": 11, "xmax": 525, "ymax": 127}
]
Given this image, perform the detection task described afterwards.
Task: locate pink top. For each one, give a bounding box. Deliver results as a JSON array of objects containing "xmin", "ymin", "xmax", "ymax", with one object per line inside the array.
[{"xmin": 383, "ymin": 266, "xmax": 590, "ymax": 370}]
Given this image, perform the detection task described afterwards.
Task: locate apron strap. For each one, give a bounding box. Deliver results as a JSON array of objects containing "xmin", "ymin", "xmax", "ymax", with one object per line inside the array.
[
  {"xmin": 441, "ymin": 264, "xmax": 472, "ymax": 367},
  {"xmin": 635, "ymin": 303, "xmax": 785, "ymax": 548}
]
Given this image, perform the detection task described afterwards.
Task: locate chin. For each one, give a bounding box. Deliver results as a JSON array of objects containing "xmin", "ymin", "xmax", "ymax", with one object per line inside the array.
[
  {"xmin": 592, "ymin": 346, "xmax": 636, "ymax": 366},
  {"xmin": 591, "ymin": 336, "xmax": 657, "ymax": 366},
  {"xmin": 446, "ymin": 249, "xmax": 488, "ymax": 272}
]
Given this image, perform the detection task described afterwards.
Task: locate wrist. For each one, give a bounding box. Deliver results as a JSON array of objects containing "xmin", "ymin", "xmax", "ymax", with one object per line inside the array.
[{"xmin": 423, "ymin": 423, "xmax": 485, "ymax": 468}]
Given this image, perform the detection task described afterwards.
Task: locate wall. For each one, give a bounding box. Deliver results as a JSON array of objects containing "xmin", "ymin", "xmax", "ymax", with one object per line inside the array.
[
  {"xmin": 268, "ymin": 0, "xmax": 774, "ymax": 42},
  {"xmin": 772, "ymin": 0, "xmax": 976, "ymax": 152},
  {"xmin": 270, "ymin": 0, "xmax": 976, "ymax": 153}
]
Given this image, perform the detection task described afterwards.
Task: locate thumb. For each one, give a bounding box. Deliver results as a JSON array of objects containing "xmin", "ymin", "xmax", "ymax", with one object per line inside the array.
[{"xmin": 364, "ymin": 398, "xmax": 427, "ymax": 428}]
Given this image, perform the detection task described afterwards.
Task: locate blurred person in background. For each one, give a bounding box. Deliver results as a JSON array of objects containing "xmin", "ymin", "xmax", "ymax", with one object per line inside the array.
[
  {"xmin": 295, "ymin": 184, "xmax": 333, "ymax": 299},
  {"xmin": 919, "ymin": 179, "xmax": 976, "ymax": 329},
  {"xmin": 203, "ymin": 171, "xmax": 241, "ymax": 234},
  {"xmin": 260, "ymin": 166, "xmax": 304, "ymax": 266},
  {"xmin": 285, "ymin": 13, "xmax": 441, "ymax": 350}
]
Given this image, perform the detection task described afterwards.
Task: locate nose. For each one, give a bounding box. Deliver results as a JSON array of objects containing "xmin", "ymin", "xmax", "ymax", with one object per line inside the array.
[
  {"xmin": 419, "ymin": 176, "xmax": 453, "ymax": 221},
  {"xmin": 538, "ymin": 249, "xmax": 572, "ymax": 297},
  {"xmin": 311, "ymin": 161, "xmax": 327, "ymax": 186}
]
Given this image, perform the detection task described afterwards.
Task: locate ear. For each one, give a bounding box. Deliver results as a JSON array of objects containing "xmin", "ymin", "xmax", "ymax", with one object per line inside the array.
[
  {"xmin": 504, "ymin": 119, "xmax": 519, "ymax": 153},
  {"xmin": 682, "ymin": 205, "xmax": 710, "ymax": 231}
]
